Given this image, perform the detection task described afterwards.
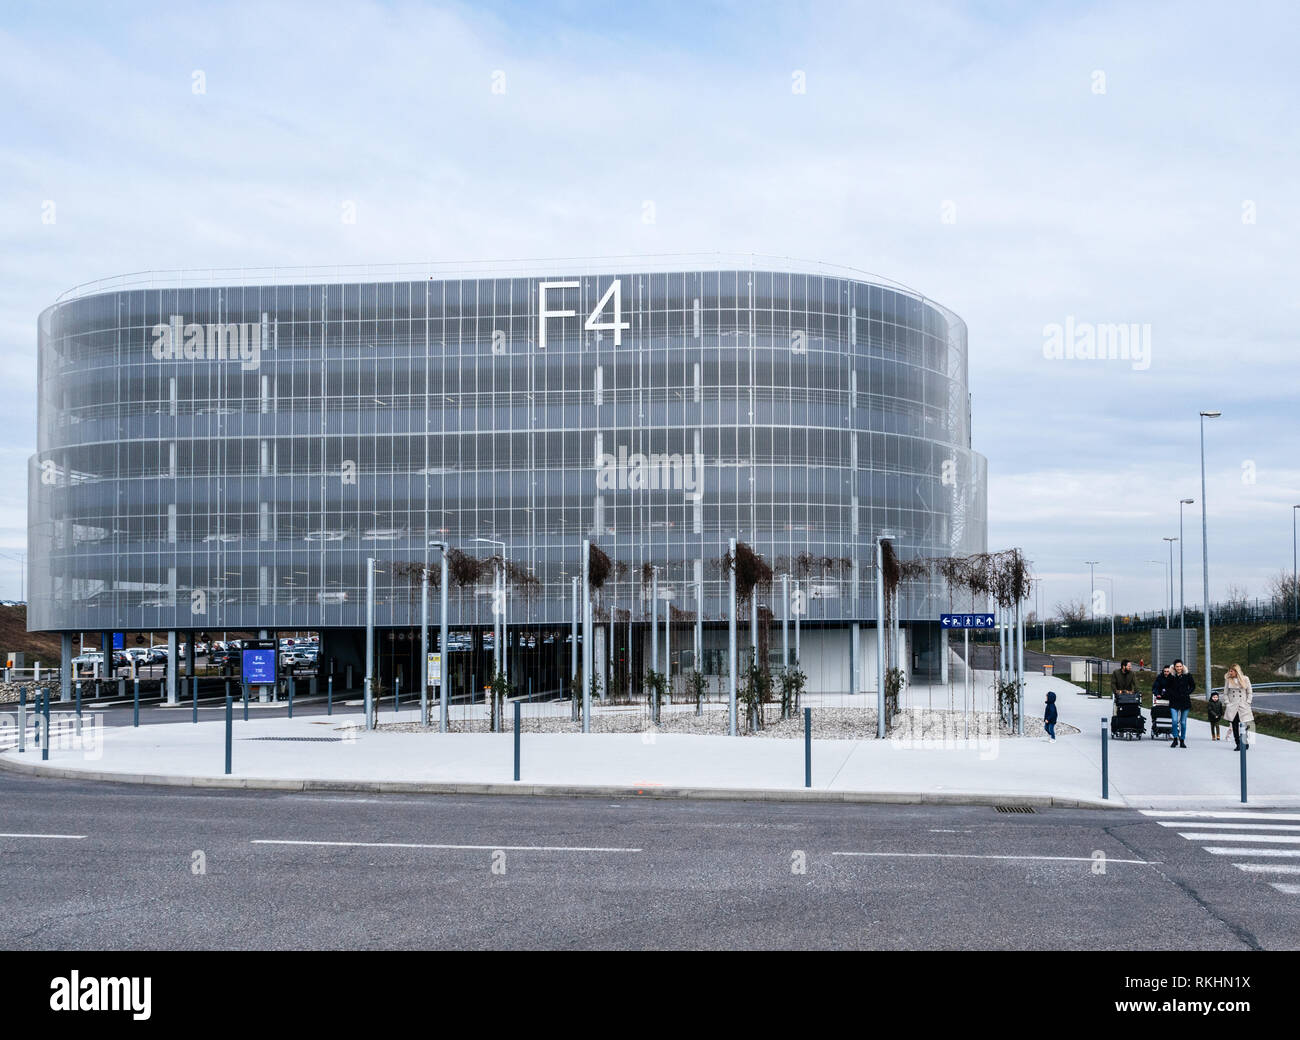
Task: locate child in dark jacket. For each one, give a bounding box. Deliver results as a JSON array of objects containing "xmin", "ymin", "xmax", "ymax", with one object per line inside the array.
[
  {"xmin": 1044, "ymin": 691, "xmax": 1058, "ymax": 742},
  {"xmin": 1207, "ymin": 691, "xmax": 1225, "ymax": 741}
]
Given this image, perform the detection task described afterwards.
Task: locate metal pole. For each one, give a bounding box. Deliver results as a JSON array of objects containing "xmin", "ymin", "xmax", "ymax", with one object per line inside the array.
[
  {"xmin": 728, "ymin": 537, "xmax": 737, "ymax": 736},
  {"xmin": 570, "ymin": 576, "xmax": 578, "ymax": 685},
  {"xmin": 804, "ymin": 706, "xmax": 812, "ymax": 788},
  {"xmin": 695, "ymin": 570, "xmax": 702, "ymax": 679},
  {"xmin": 651, "ymin": 567, "xmax": 658, "ymax": 676},
  {"xmin": 963, "ymin": 628, "xmax": 969, "ymax": 740},
  {"xmin": 41, "ymin": 691, "xmax": 50, "ymax": 762},
  {"xmin": 1240, "ymin": 731, "xmax": 1248, "ymax": 803},
  {"xmin": 1200, "ymin": 412, "xmax": 1217, "ymax": 697},
  {"xmin": 876, "ymin": 538, "xmax": 886, "ymax": 739},
  {"xmin": 192, "ymin": 674, "xmax": 198, "ymax": 723},
  {"xmin": 327, "ymin": 674, "xmax": 333, "ymax": 716},
  {"xmin": 781, "ymin": 573, "xmax": 789, "ymax": 671},
  {"xmin": 581, "ymin": 539, "xmax": 591, "ymax": 733},
  {"xmin": 514, "ymin": 700, "xmax": 521, "ymax": 782},
  {"xmin": 1101, "ymin": 718, "xmax": 1109, "ymax": 800},
  {"xmin": 440, "ymin": 547, "xmax": 449, "ymax": 733},
  {"xmin": 242, "ymin": 681, "xmax": 248, "ymax": 721},
  {"xmin": 133, "ymin": 676, "xmax": 140, "ymax": 728},
  {"xmin": 420, "ymin": 566, "xmax": 429, "ymax": 728},
  {"xmin": 365, "ymin": 557, "xmax": 375, "ymax": 731},
  {"xmin": 224, "ymin": 691, "xmax": 233, "ymax": 775},
  {"xmin": 288, "ymin": 673, "xmax": 295, "ymax": 718},
  {"xmin": 17, "ymin": 686, "xmax": 24, "ymax": 753},
  {"xmin": 1179, "ymin": 500, "xmax": 1188, "ymax": 662}
]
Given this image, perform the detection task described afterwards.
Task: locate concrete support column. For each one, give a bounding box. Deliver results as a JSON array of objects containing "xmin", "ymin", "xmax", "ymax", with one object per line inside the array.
[{"xmin": 940, "ymin": 626, "xmax": 949, "ymax": 684}]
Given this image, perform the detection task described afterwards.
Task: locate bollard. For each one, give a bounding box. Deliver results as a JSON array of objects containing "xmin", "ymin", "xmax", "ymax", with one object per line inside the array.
[
  {"xmin": 288, "ymin": 674, "xmax": 295, "ymax": 719},
  {"xmin": 133, "ymin": 677, "xmax": 140, "ymax": 728},
  {"xmin": 75, "ymin": 680, "xmax": 82, "ymax": 736},
  {"xmin": 327, "ymin": 674, "xmax": 333, "ymax": 716},
  {"xmin": 514, "ymin": 701, "xmax": 521, "ymax": 782},
  {"xmin": 18, "ymin": 686, "xmax": 26, "ymax": 753},
  {"xmin": 42, "ymin": 691, "xmax": 51, "ymax": 762},
  {"xmin": 1240, "ymin": 730, "xmax": 1248, "ymax": 804},
  {"xmin": 225, "ymin": 691, "xmax": 233, "ymax": 775},
  {"xmin": 804, "ymin": 706, "xmax": 812, "ymax": 788},
  {"xmin": 192, "ymin": 675, "xmax": 199, "ymax": 723},
  {"xmin": 395, "ymin": 676, "xmax": 400, "ymax": 715},
  {"xmin": 1101, "ymin": 718, "xmax": 1109, "ymax": 801}
]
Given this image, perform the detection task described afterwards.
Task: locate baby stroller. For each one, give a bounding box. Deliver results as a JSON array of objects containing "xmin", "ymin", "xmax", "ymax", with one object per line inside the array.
[
  {"xmin": 1110, "ymin": 691, "xmax": 1146, "ymax": 740},
  {"xmin": 1149, "ymin": 697, "xmax": 1172, "ymax": 740}
]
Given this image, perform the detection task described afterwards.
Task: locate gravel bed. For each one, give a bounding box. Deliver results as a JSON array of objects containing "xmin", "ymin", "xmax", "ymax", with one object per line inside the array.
[
  {"xmin": 0, "ymin": 682, "xmax": 60, "ymax": 705},
  {"xmin": 379, "ymin": 705, "xmax": 1080, "ymax": 739}
]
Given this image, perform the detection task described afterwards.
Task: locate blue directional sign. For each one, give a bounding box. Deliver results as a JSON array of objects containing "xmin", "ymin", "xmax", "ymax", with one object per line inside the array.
[
  {"xmin": 112, "ymin": 632, "xmax": 124, "ymax": 650},
  {"xmin": 241, "ymin": 647, "xmax": 277, "ymax": 685},
  {"xmin": 940, "ymin": 613, "xmax": 996, "ymax": 630}
]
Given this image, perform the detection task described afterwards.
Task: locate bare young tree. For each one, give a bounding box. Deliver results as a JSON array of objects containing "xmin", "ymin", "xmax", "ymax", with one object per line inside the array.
[{"xmin": 1055, "ymin": 599, "xmax": 1087, "ymax": 624}]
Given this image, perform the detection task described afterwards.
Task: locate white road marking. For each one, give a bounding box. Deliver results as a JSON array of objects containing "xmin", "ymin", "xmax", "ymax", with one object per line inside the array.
[
  {"xmin": 832, "ymin": 852, "xmax": 1151, "ymax": 864},
  {"xmin": 0, "ymin": 832, "xmax": 87, "ymax": 840},
  {"xmin": 1269, "ymin": 883, "xmax": 1300, "ymax": 895},
  {"xmin": 1142, "ymin": 810, "xmax": 1300, "ymax": 821},
  {"xmin": 252, "ymin": 839, "xmax": 642, "ymax": 852},
  {"xmin": 1233, "ymin": 863, "xmax": 1300, "ymax": 874},
  {"xmin": 1203, "ymin": 847, "xmax": 1300, "ymax": 857},
  {"xmin": 1177, "ymin": 832, "xmax": 1300, "ymax": 844},
  {"xmin": 1158, "ymin": 821, "xmax": 1300, "ymax": 831}
]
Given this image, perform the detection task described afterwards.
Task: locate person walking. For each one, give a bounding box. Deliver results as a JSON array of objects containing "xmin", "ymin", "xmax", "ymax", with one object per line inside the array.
[
  {"xmin": 1222, "ymin": 664, "xmax": 1254, "ymax": 751},
  {"xmin": 1044, "ymin": 691, "xmax": 1058, "ymax": 742},
  {"xmin": 1111, "ymin": 659, "xmax": 1136, "ymax": 697},
  {"xmin": 1167, "ymin": 658, "xmax": 1195, "ymax": 748}
]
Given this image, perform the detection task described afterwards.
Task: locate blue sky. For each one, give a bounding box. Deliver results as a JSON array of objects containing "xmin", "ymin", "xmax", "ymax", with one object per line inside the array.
[{"xmin": 2, "ymin": 0, "xmax": 1298, "ymax": 616}]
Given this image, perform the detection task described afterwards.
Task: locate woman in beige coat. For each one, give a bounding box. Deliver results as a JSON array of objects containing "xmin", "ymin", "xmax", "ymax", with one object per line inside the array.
[{"xmin": 1222, "ymin": 664, "xmax": 1254, "ymax": 750}]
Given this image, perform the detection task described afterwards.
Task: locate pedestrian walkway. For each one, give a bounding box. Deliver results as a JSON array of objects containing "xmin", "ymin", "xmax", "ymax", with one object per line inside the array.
[{"xmin": 1141, "ymin": 809, "xmax": 1300, "ymax": 897}]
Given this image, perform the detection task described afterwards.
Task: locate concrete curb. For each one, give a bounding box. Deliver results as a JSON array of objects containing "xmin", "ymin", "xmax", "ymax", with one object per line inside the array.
[{"xmin": 0, "ymin": 752, "xmax": 1114, "ymax": 809}]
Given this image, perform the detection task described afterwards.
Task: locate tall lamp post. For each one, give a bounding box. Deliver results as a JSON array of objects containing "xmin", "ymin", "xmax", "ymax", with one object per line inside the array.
[
  {"xmin": 1292, "ymin": 505, "xmax": 1299, "ymax": 622},
  {"xmin": 1179, "ymin": 498, "xmax": 1194, "ymax": 662},
  {"xmin": 1162, "ymin": 538, "xmax": 1177, "ymax": 630},
  {"xmin": 1199, "ymin": 410, "xmax": 1221, "ymax": 689}
]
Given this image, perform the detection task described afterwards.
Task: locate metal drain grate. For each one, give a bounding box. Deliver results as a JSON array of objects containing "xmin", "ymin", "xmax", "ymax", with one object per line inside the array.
[
  {"xmin": 994, "ymin": 805, "xmax": 1036, "ymax": 814},
  {"xmin": 243, "ymin": 736, "xmax": 345, "ymax": 743}
]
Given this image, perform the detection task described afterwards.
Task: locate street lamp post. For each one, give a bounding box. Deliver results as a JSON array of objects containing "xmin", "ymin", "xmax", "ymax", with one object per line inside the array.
[
  {"xmin": 1085, "ymin": 561, "xmax": 1099, "ymax": 615},
  {"xmin": 1179, "ymin": 498, "xmax": 1194, "ymax": 662},
  {"xmin": 1162, "ymin": 538, "xmax": 1177, "ymax": 630},
  {"xmin": 1292, "ymin": 505, "xmax": 1299, "ymax": 622},
  {"xmin": 1200, "ymin": 411, "xmax": 1221, "ymax": 689}
]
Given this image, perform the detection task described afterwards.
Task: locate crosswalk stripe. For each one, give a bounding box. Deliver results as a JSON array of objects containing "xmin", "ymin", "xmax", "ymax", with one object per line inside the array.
[
  {"xmin": 1204, "ymin": 847, "xmax": 1300, "ymax": 857},
  {"xmin": 1158, "ymin": 821, "xmax": 1300, "ymax": 831},
  {"xmin": 1142, "ymin": 810, "xmax": 1300, "ymax": 821},
  {"xmin": 1269, "ymin": 883, "xmax": 1300, "ymax": 895},
  {"xmin": 1233, "ymin": 863, "xmax": 1300, "ymax": 875},
  {"xmin": 1177, "ymin": 832, "xmax": 1300, "ymax": 844}
]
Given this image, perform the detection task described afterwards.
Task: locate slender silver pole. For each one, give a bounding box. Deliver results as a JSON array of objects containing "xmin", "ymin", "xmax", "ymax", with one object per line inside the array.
[
  {"xmin": 570, "ymin": 576, "xmax": 578, "ymax": 683},
  {"xmin": 781, "ymin": 573, "xmax": 789, "ymax": 671},
  {"xmin": 581, "ymin": 539, "xmax": 591, "ymax": 733},
  {"xmin": 651, "ymin": 567, "xmax": 658, "ymax": 675},
  {"xmin": 439, "ymin": 548, "xmax": 448, "ymax": 732},
  {"xmin": 420, "ymin": 569, "xmax": 429, "ymax": 726},
  {"xmin": 1200, "ymin": 414, "xmax": 1213, "ymax": 689},
  {"xmin": 794, "ymin": 580, "xmax": 801, "ymax": 664},
  {"xmin": 1179, "ymin": 501, "xmax": 1187, "ymax": 662},
  {"xmin": 727, "ymin": 537, "xmax": 737, "ymax": 736},
  {"xmin": 365, "ymin": 557, "xmax": 375, "ymax": 731},
  {"xmin": 875, "ymin": 537, "xmax": 886, "ymax": 739}
]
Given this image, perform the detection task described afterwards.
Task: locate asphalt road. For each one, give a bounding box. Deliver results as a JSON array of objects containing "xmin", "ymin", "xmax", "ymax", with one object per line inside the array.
[{"xmin": 2, "ymin": 773, "xmax": 1298, "ymax": 950}]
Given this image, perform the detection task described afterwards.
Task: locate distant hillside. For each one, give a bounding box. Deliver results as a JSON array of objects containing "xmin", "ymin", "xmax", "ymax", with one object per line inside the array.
[{"xmin": 0, "ymin": 605, "xmax": 63, "ymax": 662}]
